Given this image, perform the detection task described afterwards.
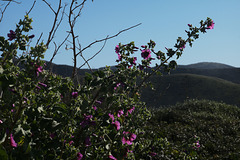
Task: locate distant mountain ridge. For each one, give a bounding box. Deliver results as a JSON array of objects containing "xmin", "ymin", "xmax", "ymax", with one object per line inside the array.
[{"xmin": 178, "ymin": 62, "xmax": 235, "ymax": 69}]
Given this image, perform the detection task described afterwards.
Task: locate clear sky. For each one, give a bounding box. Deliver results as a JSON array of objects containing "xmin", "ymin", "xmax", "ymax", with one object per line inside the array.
[{"xmin": 1, "ymin": 0, "xmax": 240, "ymax": 68}]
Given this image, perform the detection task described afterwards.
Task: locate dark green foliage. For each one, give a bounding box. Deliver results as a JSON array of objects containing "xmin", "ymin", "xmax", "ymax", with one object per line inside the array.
[{"xmin": 150, "ymin": 99, "xmax": 240, "ymax": 159}]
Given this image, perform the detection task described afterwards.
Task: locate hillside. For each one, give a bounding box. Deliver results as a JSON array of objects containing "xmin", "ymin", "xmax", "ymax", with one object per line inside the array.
[
  {"xmin": 43, "ymin": 61, "xmax": 240, "ymax": 107},
  {"xmin": 141, "ymin": 73, "xmax": 240, "ymax": 107}
]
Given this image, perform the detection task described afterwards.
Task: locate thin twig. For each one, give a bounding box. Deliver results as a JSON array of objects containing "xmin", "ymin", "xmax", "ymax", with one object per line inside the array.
[
  {"xmin": 44, "ymin": 0, "xmax": 62, "ymax": 48},
  {"xmin": 78, "ymin": 23, "xmax": 142, "ymax": 56},
  {"xmin": 36, "ymin": 32, "xmax": 43, "ymax": 46},
  {"xmin": 42, "ymin": 0, "xmax": 56, "ymax": 14},
  {"xmin": 79, "ymin": 35, "xmax": 108, "ymax": 69},
  {"xmin": 0, "ymin": 1, "xmax": 11, "ymax": 23},
  {"xmin": 26, "ymin": 0, "xmax": 36, "ymax": 15}
]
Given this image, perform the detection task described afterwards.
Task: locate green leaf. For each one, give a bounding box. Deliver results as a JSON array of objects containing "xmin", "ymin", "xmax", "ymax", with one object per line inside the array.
[{"xmin": 0, "ymin": 144, "xmax": 8, "ymax": 160}]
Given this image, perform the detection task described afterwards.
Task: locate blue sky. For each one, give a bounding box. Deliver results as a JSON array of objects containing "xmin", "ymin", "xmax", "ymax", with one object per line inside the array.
[{"xmin": 1, "ymin": 0, "xmax": 240, "ymax": 68}]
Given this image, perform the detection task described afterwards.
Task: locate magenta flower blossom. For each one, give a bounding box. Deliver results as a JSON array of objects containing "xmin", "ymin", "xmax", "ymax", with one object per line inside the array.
[
  {"xmin": 130, "ymin": 133, "xmax": 136, "ymax": 142},
  {"xmin": 126, "ymin": 107, "xmax": 135, "ymax": 116},
  {"xmin": 113, "ymin": 121, "xmax": 121, "ymax": 130},
  {"xmin": 7, "ymin": 30, "xmax": 16, "ymax": 41},
  {"xmin": 109, "ymin": 155, "xmax": 117, "ymax": 160},
  {"xmin": 109, "ymin": 113, "xmax": 115, "ymax": 122},
  {"xmin": 207, "ymin": 20, "xmax": 215, "ymax": 29},
  {"xmin": 117, "ymin": 53, "xmax": 122, "ymax": 61},
  {"xmin": 69, "ymin": 140, "xmax": 74, "ymax": 145},
  {"xmin": 10, "ymin": 134, "xmax": 17, "ymax": 147},
  {"xmin": 71, "ymin": 92, "xmax": 78, "ymax": 98},
  {"xmin": 84, "ymin": 136, "xmax": 91, "ymax": 146},
  {"xmin": 115, "ymin": 45, "xmax": 120, "ymax": 54},
  {"xmin": 36, "ymin": 85, "xmax": 41, "ymax": 90},
  {"xmin": 35, "ymin": 65, "xmax": 43, "ymax": 76},
  {"xmin": 122, "ymin": 131, "xmax": 137, "ymax": 145},
  {"xmin": 95, "ymin": 100, "xmax": 102, "ymax": 104},
  {"xmin": 179, "ymin": 44, "xmax": 186, "ymax": 50},
  {"xmin": 117, "ymin": 110, "xmax": 124, "ymax": 117},
  {"xmin": 141, "ymin": 45, "xmax": 146, "ymax": 48},
  {"xmin": 193, "ymin": 140, "xmax": 200, "ymax": 149},
  {"xmin": 0, "ymin": 120, "xmax": 3, "ymax": 123},
  {"xmin": 77, "ymin": 152, "xmax": 83, "ymax": 160},
  {"xmin": 114, "ymin": 83, "xmax": 121, "ymax": 90},
  {"xmin": 141, "ymin": 49, "xmax": 151, "ymax": 59},
  {"xmin": 92, "ymin": 105, "xmax": 97, "ymax": 110},
  {"xmin": 38, "ymin": 82, "xmax": 47, "ymax": 88},
  {"xmin": 188, "ymin": 24, "xmax": 192, "ymax": 27}
]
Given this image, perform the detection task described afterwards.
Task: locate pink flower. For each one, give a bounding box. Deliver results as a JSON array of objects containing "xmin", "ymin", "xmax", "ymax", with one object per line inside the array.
[
  {"xmin": 0, "ymin": 120, "xmax": 3, "ymax": 124},
  {"xmin": 109, "ymin": 155, "xmax": 117, "ymax": 160},
  {"xmin": 114, "ymin": 83, "xmax": 121, "ymax": 90},
  {"xmin": 117, "ymin": 53, "xmax": 122, "ymax": 61},
  {"xmin": 126, "ymin": 107, "xmax": 135, "ymax": 116},
  {"xmin": 10, "ymin": 134, "xmax": 17, "ymax": 147},
  {"xmin": 141, "ymin": 49, "xmax": 151, "ymax": 59},
  {"xmin": 179, "ymin": 44, "xmax": 186, "ymax": 50},
  {"xmin": 7, "ymin": 30, "xmax": 16, "ymax": 41},
  {"xmin": 35, "ymin": 65, "xmax": 43, "ymax": 76},
  {"xmin": 115, "ymin": 45, "xmax": 120, "ymax": 54},
  {"xmin": 92, "ymin": 105, "xmax": 97, "ymax": 110},
  {"xmin": 207, "ymin": 20, "xmax": 215, "ymax": 29},
  {"xmin": 77, "ymin": 152, "xmax": 83, "ymax": 160},
  {"xmin": 113, "ymin": 121, "xmax": 121, "ymax": 130},
  {"xmin": 141, "ymin": 45, "xmax": 146, "ymax": 48},
  {"xmin": 38, "ymin": 82, "xmax": 47, "ymax": 88},
  {"xmin": 122, "ymin": 131, "xmax": 137, "ymax": 145},
  {"xmin": 108, "ymin": 113, "xmax": 115, "ymax": 122},
  {"xmin": 117, "ymin": 110, "xmax": 124, "ymax": 117},
  {"xmin": 69, "ymin": 140, "xmax": 74, "ymax": 145},
  {"xmin": 71, "ymin": 92, "xmax": 78, "ymax": 98},
  {"xmin": 122, "ymin": 136, "xmax": 132, "ymax": 145},
  {"xmin": 130, "ymin": 133, "xmax": 136, "ymax": 142}
]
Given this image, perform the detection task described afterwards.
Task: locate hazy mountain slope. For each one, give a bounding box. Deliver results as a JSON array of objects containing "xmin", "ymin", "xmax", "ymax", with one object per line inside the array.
[{"xmin": 141, "ymin": 73, "xmax": 240, "ymax": 107}]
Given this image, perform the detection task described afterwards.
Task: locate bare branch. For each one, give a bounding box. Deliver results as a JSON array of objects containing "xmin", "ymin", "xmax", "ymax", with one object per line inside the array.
[
  {"xmin": 78, "ymin": 23, "xmax": 142, "ymax": 55},
  {"xmin": 80, "ymin": 54, "xmax": 93, "ymax": 72},
  {"xmin": 0, "ymin": 1, "xmax": 11, "ymax": 23},
  {"xmin": 68, "ymin": 0, "xmax": 88, "ymax": 79},
  {"xmin": 79, "ymin": 35, "xmax": 108, "ymax": 69},
  {"xmin": 42, "ymin": 0, "xmax": 56, "ymax": 14},
  {"xmin": 49, "ymin": 32, "xmax": 70, "ymax": 65},
  {"xmin": 1, "ymin": 0, "xmax": 21, "ymax": 4},
  {"xmin": 36, "ymin": 32, "xmax": 43, "ymax": 46},
  {"xmin": 26, "ymin": 0, "xmax": 36, "ymax": 15},
  {"xmin": 44, "ymin": 0, "xmax": 63, "ymax": 48}
]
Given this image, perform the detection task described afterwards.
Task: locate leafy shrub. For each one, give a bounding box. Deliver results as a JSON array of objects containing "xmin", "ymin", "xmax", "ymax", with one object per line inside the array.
[{"xmin": 151, "ymin": 99, "xmax": 240, "ymax": 159}]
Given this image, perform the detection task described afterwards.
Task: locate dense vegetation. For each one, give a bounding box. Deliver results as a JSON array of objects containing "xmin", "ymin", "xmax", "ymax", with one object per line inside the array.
[
  {"xmin": 2, "ymin": 1, "xmax": 234, "ymax": 159},
  {"xmin": 149, "ymin": 99, "xmax": 240, "ymax": 159}
]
